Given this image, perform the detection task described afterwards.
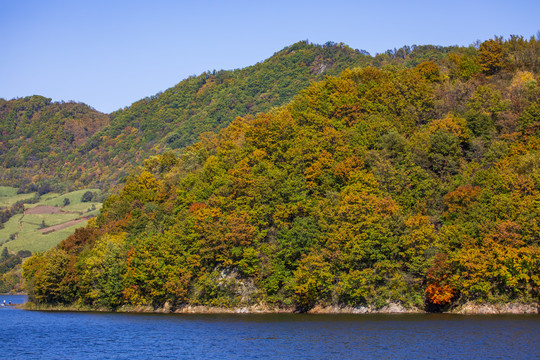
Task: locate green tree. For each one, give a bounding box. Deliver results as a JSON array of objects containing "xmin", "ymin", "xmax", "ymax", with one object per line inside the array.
[
  {"xmin": 81, "ymin": 191, "xmax": 94, "ymax": 202},
  {"xmin": 293, "ymin": 253, "xmax": 332, "ymax": 311}
]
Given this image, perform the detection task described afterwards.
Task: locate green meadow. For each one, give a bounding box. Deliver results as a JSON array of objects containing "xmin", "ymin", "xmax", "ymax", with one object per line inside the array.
[
  {"xmin": 0, "ymin": 186, "xmax": 36, "ymax": 208},
  {"xmin": 0, "ymin": 187, "xmax": 102, "ymax": 254}
]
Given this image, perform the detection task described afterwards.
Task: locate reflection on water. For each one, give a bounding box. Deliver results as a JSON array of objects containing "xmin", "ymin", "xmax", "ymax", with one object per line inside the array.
[{"xmin": 0, "ymin": 295, "xmax": 538, "ymax": 359}]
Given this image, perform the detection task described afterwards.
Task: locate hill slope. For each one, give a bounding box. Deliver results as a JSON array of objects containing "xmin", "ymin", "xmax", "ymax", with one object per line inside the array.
[
  {"xmin": 0, "ymin": 96, "xmax": 109, "ymax": 190},
  {"xmin": 1, "ymin": 41, "xmax": 475, "ymax": 192},
  {"xmin": 1, "ymin": 42, "xmax": 373, "ymax": 191},
  {"xmin": 23, "ymin": 36, "xmax": 540, "ymax": 312},
  {"xmin": 75, "ymin": 41, "xmax": 373, "ymax": 188}
]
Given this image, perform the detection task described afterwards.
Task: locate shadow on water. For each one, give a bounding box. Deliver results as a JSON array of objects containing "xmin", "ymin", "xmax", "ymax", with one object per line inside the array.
[{"xmin": 1, "ymin": 297, "xmax": 538, "ymax": 360}]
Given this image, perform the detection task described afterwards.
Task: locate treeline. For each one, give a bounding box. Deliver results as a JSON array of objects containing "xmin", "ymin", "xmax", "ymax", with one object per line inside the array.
[
  {"xmin": 23, "ymin": 36, "xmax": 540, "ymax": 311},
  {"xmin": 1, "ymin": 42, "xmax": 373, "ymax": 192},
  {"xmin": 0, "ymin": 96, "xmax": 110, "ymax": 192},
  {"xmin": 72, "ymin": 41, "xmax": 374, "ymax": 189},
  {"xmin": 0, "ymin": 247, "xmax": 31, "ymax": 293},
  {"xmin": 1, "ymin": 40, "xmax": 488, "ymax": 193},
  {"xmin": 0, "ymin": 201, "xmax": 24, "ymax": 229}
]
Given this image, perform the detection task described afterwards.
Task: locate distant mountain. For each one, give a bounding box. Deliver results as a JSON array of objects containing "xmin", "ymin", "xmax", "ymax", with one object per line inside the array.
[
  {"xmin": 77, "ymin": 41, "xmax": 374, "ymax": 189},
  {"xmin": 0, "ymin": 41, "xmax": 374, "ymax": 191},
  {"xmin": 0, "ymin": 96, "xmax": 109, "ymax": 191},
  {"xmin": 1, "ymin": 41, "xmax": 468, "ymax": 192}
]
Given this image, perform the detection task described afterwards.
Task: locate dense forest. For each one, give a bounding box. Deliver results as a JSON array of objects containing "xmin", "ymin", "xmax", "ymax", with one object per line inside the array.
[
  {"xmin": 22, "ymin": 35, "xmax": 540, "ymax": 312},
  {"xmin": 1, "ymin": 41, "xmax": 467, "ymax": 193},
  {"xmin": 1, "ymin": 42, "xmax": 374, "ymax": 192},
  {"xmin": 0, "ymin": 97, "xmax": 109, "ymax": 191}
]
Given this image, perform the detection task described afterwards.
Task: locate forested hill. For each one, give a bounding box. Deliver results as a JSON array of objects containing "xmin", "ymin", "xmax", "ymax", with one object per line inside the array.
[
  {"xmin": 24, "ymin": 36, "xmax": 540, "ymax": 312},
  {"xmin": 0, "ymin": 96, "xmax": 109, "ymax": 191},
  {"xmin": 0, "ymin": 41, "xmax": 466, "ymax": 192},
  {"xmin": 1, "ymin": 41, "xmax": 375, "ymax": 191},
  {"xmin": 77, "ymin": 41, "xmax": 374, "ymax": 188}
]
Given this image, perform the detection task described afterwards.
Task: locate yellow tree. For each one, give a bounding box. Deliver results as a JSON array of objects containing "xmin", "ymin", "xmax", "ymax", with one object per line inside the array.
[{"xmin": 478, "ymin": 39, "xmax": 506, "ymax": 75}]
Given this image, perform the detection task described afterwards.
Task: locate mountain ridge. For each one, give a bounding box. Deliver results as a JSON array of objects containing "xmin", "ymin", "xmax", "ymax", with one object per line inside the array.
[
  {"xmin": 1, "ymin": 41, "xmax": 374, "ymax": 191},
  {"xmin": 1, "ymin": 40, "xmax": 472, "ymax": 193}
]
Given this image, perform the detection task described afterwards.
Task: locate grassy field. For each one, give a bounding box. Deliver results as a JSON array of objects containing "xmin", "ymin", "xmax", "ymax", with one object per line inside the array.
[
  {"xmin": 0, "ymin": 186, "xmax": 18, "ymax": 197},
  {"xmin": 0, "ymin": 186, "xmax": 36, "ymax": 208},
  {"xmin": 0, "ymin": 187, "xmax": 102, "ymax": 254}
]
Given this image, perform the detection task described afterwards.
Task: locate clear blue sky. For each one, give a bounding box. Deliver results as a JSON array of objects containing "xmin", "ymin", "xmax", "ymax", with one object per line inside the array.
[{"xmin": 1, "ymin": 0, "xmax": 539, "ymax": 113}]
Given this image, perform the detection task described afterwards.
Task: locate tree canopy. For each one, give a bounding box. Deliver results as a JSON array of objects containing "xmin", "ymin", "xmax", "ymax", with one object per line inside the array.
[{"xmin": 22, "ymin": 36, "xmax": 540, "ymax": 312}]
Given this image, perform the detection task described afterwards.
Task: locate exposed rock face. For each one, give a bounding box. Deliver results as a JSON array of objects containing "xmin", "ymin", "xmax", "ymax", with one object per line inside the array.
[
  {"xmin": 452, "ymin": 302, "xmax": 539, "ymax": 314},
  {"xmin": 124, "ymin": 302, "xmax": 540, "ymax": 314},
  {"xmin": 27, "ymin": 300, "xmax": 540, "ymax": 314},
  {"xmin": 217, "ymin": 269, "xmax": 258, "ymax": 303},
  {"xmin": 308, "ymin": 303, "xmax": 424, "ymax": 314}
]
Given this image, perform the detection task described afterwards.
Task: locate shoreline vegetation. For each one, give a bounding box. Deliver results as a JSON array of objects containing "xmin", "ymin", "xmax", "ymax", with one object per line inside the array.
[
  {"xmin": 21, "ymin": 301, "xmax": 539, "ymax": 315},
  {"xmin": 18, "ymin": 37, "xmax": 540, "ymax": 314}
]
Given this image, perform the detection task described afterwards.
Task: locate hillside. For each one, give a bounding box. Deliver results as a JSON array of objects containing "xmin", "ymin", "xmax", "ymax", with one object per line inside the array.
[
  {"xmin": 1, "ymin": 42, "xmax": 375, "ymax": 191},
  {"xmin": 23, "ymin": 36, "xmax": 540, "ymax": 312},
  {"xmin": 0, "ymin": 186, "xmax": 103, "ymax": 293},
  {"xmin": 68, "ymin": 41, "xmax": 375, "ymax": 189},
  {"xmin": 0, "ymin": 96, "xmax": 109, "ymax": 190},
  {"xmin": 1, "ymin": 41, "xmax": 465, "ymax": 193}
]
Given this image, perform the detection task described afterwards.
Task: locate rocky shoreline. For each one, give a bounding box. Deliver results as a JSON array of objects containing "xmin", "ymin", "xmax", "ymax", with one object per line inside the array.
[
  {"xmin": 23, "ymin": 301, "xmax": 539, "ymax": 315},
  {"xmin": 450, "ymin": 302, "xmax": 539, "ymax": 315}
]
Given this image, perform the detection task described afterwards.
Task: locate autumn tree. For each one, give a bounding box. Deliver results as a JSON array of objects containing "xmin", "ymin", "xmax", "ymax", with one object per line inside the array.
[{"xmin": 478, "ymin": 39, "xmax": 506, "ymax": 75}]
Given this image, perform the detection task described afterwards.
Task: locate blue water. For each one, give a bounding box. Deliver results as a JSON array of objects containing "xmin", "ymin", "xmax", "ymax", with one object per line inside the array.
[{"xmin": 1, "ymin": 295, "xmax": 539, "ymax": 359}]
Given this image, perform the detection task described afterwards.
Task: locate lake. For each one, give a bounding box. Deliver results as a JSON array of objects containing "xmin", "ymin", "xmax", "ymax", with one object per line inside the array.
[{"xmin": 1, "ymin": 295, "xmax": 538, "ymax": 359}]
